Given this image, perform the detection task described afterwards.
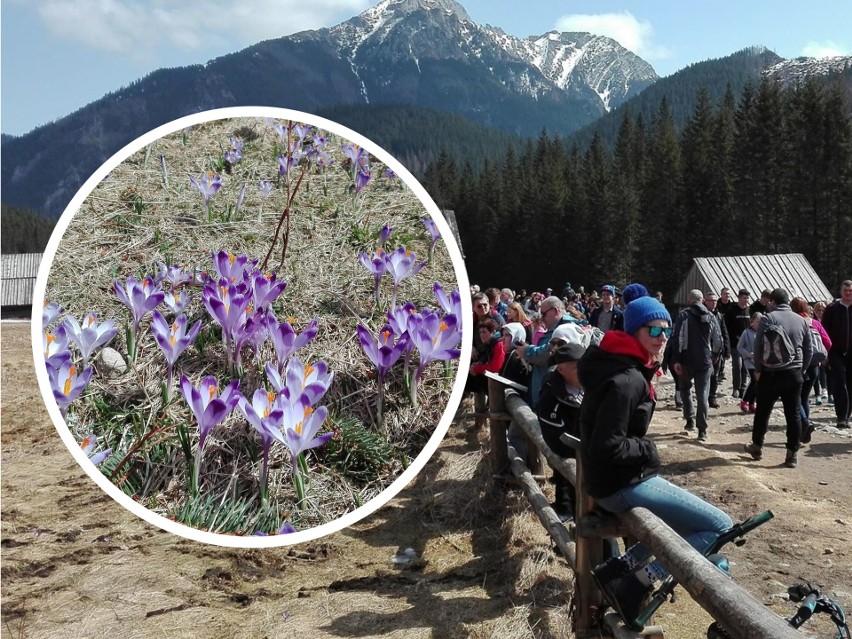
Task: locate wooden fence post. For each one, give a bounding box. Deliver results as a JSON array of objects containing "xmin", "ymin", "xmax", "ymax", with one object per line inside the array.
[{"xmin": 487, "ymin": 378, "xmax": 509, "ymax": 475}]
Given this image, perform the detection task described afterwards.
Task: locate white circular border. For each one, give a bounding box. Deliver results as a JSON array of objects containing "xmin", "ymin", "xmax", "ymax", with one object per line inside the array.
[{"xmin": 31, "ymin": 106, "xmax": 473, "ymax": 548}]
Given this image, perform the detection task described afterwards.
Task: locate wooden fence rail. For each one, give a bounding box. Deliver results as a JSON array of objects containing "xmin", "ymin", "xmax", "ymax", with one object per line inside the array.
[{"xmin": 492, "ymin": 384, "xmax": 800, "ymax": 639}]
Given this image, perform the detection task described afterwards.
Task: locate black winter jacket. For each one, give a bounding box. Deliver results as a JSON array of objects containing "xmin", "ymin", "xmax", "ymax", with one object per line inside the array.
[{"xmin": 577, "ymin": 331, "xmax": 661, "ymax": 499}]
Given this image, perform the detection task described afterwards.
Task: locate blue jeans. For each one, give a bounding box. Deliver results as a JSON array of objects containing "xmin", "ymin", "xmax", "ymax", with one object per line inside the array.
[
  {"xmin": 596, "ymin": 476, "xmax": 733, "ymax": 578},
  {"xmin": 680, "ymin": 366, "xmax": 712, "ymax": 433}
]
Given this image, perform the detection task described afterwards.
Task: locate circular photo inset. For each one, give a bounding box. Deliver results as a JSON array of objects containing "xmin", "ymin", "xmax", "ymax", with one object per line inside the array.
[{"xmin": 34, "ymin": 108, "xmax": 470, "ymax": 546}]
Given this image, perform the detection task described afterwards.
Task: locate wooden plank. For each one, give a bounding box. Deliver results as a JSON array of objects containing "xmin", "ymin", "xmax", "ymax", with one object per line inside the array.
[
  {"xmin": 506, "ymin": 443, "xmax": 576, "ymax": 566},
  {"xmin": 621, "ymin": 507, "xmax": 801, "ymax": 639}
]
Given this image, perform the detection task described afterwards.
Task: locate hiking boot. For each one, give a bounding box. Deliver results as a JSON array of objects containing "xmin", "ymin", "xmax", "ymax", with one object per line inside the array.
[
  {"xmin": 709, "ymin": 399, "xmax": 720, "ymax": 408},
  {"xmin": 731, "ymin": 390, "xmax": 739, "ymax": 399},
  {"xmin": 744, "ymin": 443, "xmax": 763, "ymax": 460},
  {"xmin": 595, "ymin": 572, "xmax": 653, "ymax": 631},
  {"xmin": 815, "ymin": 396, "xmax": 823, "ymax": 405},
  {"xmin": 801, "ymin": 420, "xmax": 816, "ymax": 444},
  {"xmin": 697, "ymin": 430, "xmax": 707, "ymax": 442},
  {"xmin": 591, "ymin": 556, "xmax": 631, "ymax": 585},
  {"xmin": 828, "ymin": 395, "xmax": 835, "ymax": 405},
  {"xmin": 784, "ymin": 450, "xmax": 798, "ymax": 468},
  {"xmin": 684, "ymin": 418, "xmax": 695, "ymax": 431},
  {"xmin": 739, "ymin": 401, "xmax": 749, "ymax": 413},
  {"xmin": 838, "ymin": 420, "xmax": 850, "ymax": 429}
]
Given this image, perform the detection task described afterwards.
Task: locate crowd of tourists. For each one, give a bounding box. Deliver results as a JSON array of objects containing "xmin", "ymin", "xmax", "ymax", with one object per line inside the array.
[{"xmin": 465, "ymin": 278, "xmax": 852, "ymax": 630}]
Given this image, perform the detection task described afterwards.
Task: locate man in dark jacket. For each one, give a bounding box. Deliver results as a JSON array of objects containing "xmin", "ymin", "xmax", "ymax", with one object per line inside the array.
[
  {"xmin": 589, "ymin": 284, "xmax": 623, "ymax": 333},
  {"xmin": 669, "ymin": 290, "xmax": 723, "ymax": 441},
  {"xmin": 724, "ymin": 289, "xmax": 753, "ymax": 398},
  {"xmin": 820, "ymin": 279, "xmax": 852, "ymax": 428},
  {"xmin": 744, "ymin": 288, "xmax": 813, "ymax": 468},
  {"xmin": 703, "ymin": 291, "xmax": 730, "ymax": 407}
]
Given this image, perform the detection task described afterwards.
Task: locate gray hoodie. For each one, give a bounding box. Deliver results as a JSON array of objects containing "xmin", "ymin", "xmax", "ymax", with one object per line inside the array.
[{"xmin": 753, "ymin": 304, "xmax": 813, "ymax": 373}]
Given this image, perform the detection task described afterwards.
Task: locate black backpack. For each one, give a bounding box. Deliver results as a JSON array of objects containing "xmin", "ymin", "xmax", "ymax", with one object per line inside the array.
[{"xmin": 760, "ymin": 314, "xmax": 796, "ymax": 369}]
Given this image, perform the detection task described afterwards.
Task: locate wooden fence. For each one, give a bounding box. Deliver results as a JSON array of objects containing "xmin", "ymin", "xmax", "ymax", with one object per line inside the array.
[{"xmin": 484, "ymin": 377, "xmax": 801, "ymax": 639}]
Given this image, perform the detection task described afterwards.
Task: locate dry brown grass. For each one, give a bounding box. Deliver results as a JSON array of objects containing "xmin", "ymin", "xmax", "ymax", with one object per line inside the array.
[{"xmin": 43, "ymin": 115, "xmax": 461, "ymax": 534}]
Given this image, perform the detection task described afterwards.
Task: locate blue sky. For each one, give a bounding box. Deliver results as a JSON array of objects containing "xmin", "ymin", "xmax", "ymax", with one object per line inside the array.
[{"xmin": 2, "ymin": 0, "xmax": 850, "ymax": 137}]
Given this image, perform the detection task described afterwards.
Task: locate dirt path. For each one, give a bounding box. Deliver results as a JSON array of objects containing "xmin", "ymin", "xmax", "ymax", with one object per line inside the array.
[{"xmin": 3, "ymin": 322, "xmax": 851, "ymax": 638}]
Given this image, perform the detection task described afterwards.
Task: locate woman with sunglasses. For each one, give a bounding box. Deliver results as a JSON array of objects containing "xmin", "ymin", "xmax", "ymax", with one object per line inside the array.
[{"xmin": 577, "ymin": 295, "xmax": 733, "ymax": 631}]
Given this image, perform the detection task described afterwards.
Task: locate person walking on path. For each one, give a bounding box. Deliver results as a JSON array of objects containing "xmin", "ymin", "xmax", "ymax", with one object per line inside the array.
[
  {"xmin": 743, "ymin": 288, "xmax": 813, "ymax": 468},
  {"xmin": 724, "ymin": 289, "xmax": 753, "ymax": 398},
  {"xmin": 670, "ymin": 290, "xmax": 723, "ymax": 441},
  {"xmin": 703, "ymin": 291, "xmax": 730, "ymax": 407},
  {"xmin": 736, "ymin": 312, "xmax": 763, "ymax": 413},
  {"xmin": 820, "ymin": 279, "xmax": 852, "ymax": 428}
]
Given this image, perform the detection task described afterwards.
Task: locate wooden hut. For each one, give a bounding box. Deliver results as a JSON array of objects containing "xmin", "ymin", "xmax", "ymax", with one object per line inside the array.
[
  {"xmin": 1, "ymin": 253, "xmax": 42, "ymax": 318},
  {"xmin": 673, "ymin": 254, "xmax": 832, "ymax": 306}
]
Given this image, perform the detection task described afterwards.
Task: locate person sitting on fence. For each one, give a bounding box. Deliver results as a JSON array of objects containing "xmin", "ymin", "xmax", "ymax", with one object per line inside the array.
[
  {"xmin": 520, "ymin": 296, "xmax": 579, "ymax": 409},
  {"xmin": 499, "ymin": 322, "xmax": 532, "ymax": 390},
  {"xmin": 577, "ymin": 295, "xmax": 734, "ymax": 631},
  {"xmin": 506, "ymin": 302, "xmax": 534, "ymax": 343},
  {"xmin": 536, "ymin": 340, "xmax": 586, "ymax": 523},
  {"xmin": 464, "ymin": 317, "xmax": 505, "ymax": 396}
]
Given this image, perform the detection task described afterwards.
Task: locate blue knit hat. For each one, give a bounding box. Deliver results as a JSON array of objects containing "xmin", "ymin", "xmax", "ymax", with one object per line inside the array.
[
  {"xmin": 621, "ymin": 282, "xmax": 649, "ymax": 305},
  {"xmin": 623, "ymin": 296, "xmax": 671, "ymax": 335}
]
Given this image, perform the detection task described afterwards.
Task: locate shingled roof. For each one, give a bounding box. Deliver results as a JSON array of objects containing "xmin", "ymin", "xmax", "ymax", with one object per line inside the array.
[
  {"xmin": 673, "ymin": 254, "xmax": 832, "ymax": 306},
  {"xmin": 2, "ymin": 253, "xmax": 42, "ymax": 308}
]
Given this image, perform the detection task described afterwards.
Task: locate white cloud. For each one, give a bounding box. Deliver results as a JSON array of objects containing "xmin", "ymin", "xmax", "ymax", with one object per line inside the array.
[
  {"xmin": 35, "ymin": 0, "xmax": 370, "ymax": 55},
  {"xmin": 801, "ymin": 40, "xmax": 849, "ymax": 59},
  {"xmin": 555, "ymin": 11, "xmax": 670, "ymax": 62}
]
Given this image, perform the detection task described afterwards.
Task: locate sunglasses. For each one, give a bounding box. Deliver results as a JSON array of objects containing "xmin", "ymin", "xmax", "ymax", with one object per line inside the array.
[{"xmin": 646, "ymin": 325, "xmax": 673, "ymax": 338}]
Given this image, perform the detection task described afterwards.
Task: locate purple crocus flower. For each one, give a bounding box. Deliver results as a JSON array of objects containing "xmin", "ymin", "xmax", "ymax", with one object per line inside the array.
[
  {"xmin": 277, "ymin": 150, "xmax": 303, "ymax": 176},
  {"xmin": 410, "ymin": 312, "xmax": 462, "ymax": 373},
  {"xmin": 180, "ymin": 374, "xmax": 240, "ymax": 492},
  {"xmin": 379, "ymin": 223, "xmax": 392, "ymax": 247},
  {"xmin": 202, "ymin": 278, "xmax": 253, "ymax": 368},
  {"xmin": 383, "ymin": 247, "xmax": 426, "ymax": 307},
  {"xmin": 224, "ymin": 137, "xmax": 243, "ymax": 165},
  {"xmin": 81, "ymin": 434, "xmax": 111, "ymax": 467},
  {"xmin": 233, "ymin": 310, "xmax": 268, "ymax": 370},
  {"xmin": 63, "ymin": 313, "xmax": 119, "ymax": 368},
  {"xmin": 163, "ymin": 288, "xmax": 192, "ymax": 315},
  {"xmin": 253, "ymin": 522, "xmax": 297, "ymax": 536},
  {"xmin": 250, "ymin": 270, "xmax": 287, "ymax": 311},
  {"xmin": 383, "ymin": 168, "xmax": 398, "ymax": 180},
  {"xmin": 422, "ymin": 215, "xmax": 441, "ymax": 260},
  {"xmin": 357, "ymin": 324, "xmax": 409, "ymax": 381},
  {"xmin": 357, "ymin": 324, "xmax": 409, "ymax": 424},
  {"xmin": 265, "ymin": 315, "xmax": 319, "ymax": 372},
  {"xmin": 315, "ymin": 150, "xmax": 333, "ymax": 169},
  {"xmin": 44, "ymin": 324, "xmax": 71, "ymax": 368},
  {"xmin": 114, "ymin": 275, "xmax": 166, "ymax": 362},
  {"xmin": 275, "ymin": 393, "xmax": 332, "ymax": 482},
  {"xmin": 293, "ymin": 124, "xmax": 312, "ymax": 141},
  {"xmin": 237, "ymin": 387, "xmax": 285, "ymax": 501},
  {"xmin": 154, "ymin": 262, "xmax": 194, "ymax": 288},
  {"xmin": 48, "ymin": 360, "xmax": 94, "ymax": 418},
  {"xmin": 151, "ymin": 310, "xmax": 201, "ymax": 401},
  {"xmin": 211, "ymin": 251, "xmax": 256, "ymax": 284},
  {"xmin": 43, "ymin": 301, "xmax": 63, "ymax": 327},
  {"xmin": 433, "ymin": 283, "xmax": 463, "ymax": 319},
  {"xmin": 258, "ymin": 180, "xmax": 273, "ymax": 199},
  {"xmin": 354, "ymin": 166, "xmax": 371, "ymax": 192},
  {"xmin": 266, "ymin": 357, "xmax": 334, "ymax": 406},
  {"xmin": 189, "ymin": 172, "xmax": 223, "ymax": 214},
  {"xmin": 358, "ymin": 249, "xmax": 387, "ymax": 304},
  {"xmin": 114, "ymin": 276, "xmax": 166, "ymax": 332}
]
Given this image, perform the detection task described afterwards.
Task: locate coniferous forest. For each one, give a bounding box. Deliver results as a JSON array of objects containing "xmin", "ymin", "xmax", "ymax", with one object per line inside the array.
[{"xmin": 424, "ymin": 76, "xmax": 852, "ymax": 298}]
